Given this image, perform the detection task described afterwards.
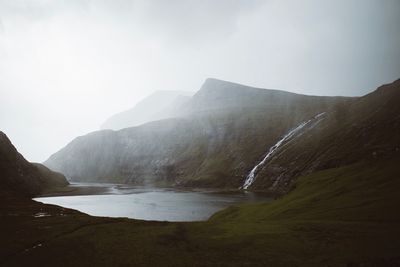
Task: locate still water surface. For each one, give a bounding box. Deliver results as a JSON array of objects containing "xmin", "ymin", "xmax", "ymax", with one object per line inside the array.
[{"xmin": 35, "ymin": 183, "xmax": 271, "ymax": 221}]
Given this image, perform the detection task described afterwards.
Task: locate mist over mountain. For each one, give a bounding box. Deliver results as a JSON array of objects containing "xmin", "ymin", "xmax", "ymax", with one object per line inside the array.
[
  {"xmin": 101, "ymin": 90, "xmax": 192, "ymax": 130},
  {"xmin": 45, "ymin": 78, "xmax": 358, "ymax": 191}
]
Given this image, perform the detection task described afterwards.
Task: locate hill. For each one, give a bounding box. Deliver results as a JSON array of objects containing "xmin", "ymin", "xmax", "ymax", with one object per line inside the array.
[
  {"xmin": 248, "ymin": 79, "xmax": 400, "ymax": 193},
  {"xmin": 0, "ymin": 131, "xmax": 68, "ymax": 197}
]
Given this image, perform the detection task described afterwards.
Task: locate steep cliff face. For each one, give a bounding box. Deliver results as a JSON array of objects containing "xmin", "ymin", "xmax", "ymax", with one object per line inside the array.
[
  {"xmin": 45, "ymin": 79, "xmax": 350, "ymax": 189},
  {"xmin": 0, "ymin": 132, "xmax": 68, "ymax": 197}
]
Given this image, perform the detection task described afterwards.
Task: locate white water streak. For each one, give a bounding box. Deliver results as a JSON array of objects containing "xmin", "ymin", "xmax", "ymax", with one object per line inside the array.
[{"xmin": 241, "ymin": 112, "xmax": 325, "ymax": 189}]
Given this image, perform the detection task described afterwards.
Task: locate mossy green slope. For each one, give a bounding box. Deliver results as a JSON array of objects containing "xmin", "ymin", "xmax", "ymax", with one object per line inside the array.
[
  {"xmin": 212, "ymin": 158, "xmax": 400, "ymax": 223},
  {"xmin": 252, "ymin": 79, "xmax": 400, "ymax": 193},
  {"xmin": 3, "ymin": 158, "xmax": 400, "ymax": 266}
]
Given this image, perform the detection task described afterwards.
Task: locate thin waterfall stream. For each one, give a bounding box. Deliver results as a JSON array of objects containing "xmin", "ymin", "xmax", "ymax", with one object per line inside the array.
[{"xmin": 241, "ymin": 112, "xmax": 325, "ymax": 189}]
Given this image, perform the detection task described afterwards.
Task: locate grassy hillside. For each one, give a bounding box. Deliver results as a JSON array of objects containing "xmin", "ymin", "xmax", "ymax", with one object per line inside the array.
[
  {"xmin": 0, "ymin": 131, "xmax": 68, "ymax": 197},
  {"xmin": 252, "ymin": 79, "xmax": 400, "ymax": 192},
  {"xmin": 32, "ymin": 163, "xmax": 69, "ymax": 193},
  {"xmin": 3, "ymin": 158, "xmax": 400, "ymax": 266},
  {"xmin": 212, "ymin": 158, "xmax": 400, "ymax": 222}
]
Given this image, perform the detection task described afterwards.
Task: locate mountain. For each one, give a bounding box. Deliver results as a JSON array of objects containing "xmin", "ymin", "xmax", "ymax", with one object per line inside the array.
[
  {"xmin": 45, "ymin": 78, "xmax": 351, "ymax": 189},
  {"xmin": 101, "ymin": 90, "xmax": 192, "ymax": 130},
  {"xmin": 0, "ymin": 131, "xmax": 68, "ymax": 197}
]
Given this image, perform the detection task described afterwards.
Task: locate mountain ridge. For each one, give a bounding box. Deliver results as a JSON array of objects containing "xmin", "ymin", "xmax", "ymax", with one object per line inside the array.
[
  {"xmin": 101, "ymin": 90, "xmax": 192, "ymax": 130},
  {"xmin": 44, "ymin": 78, "xmax": 356, "ymax": 191}
]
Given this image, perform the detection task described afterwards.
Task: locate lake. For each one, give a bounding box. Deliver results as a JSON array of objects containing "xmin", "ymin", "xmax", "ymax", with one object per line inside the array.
[{"xmin": 35, "ymin": 183, "xmax": 271, "ymax": 221}]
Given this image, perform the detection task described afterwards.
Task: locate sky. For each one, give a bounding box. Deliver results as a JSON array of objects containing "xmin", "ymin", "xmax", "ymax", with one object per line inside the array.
[{"xmin": 0, "ymin": 0, "xmax": 399, "ymax": 162}]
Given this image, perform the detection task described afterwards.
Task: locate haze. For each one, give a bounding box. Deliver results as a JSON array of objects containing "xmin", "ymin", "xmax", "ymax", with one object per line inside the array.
[{"xmin": 0, "ymin": 0, "xmax": 399, "ymax": 162}]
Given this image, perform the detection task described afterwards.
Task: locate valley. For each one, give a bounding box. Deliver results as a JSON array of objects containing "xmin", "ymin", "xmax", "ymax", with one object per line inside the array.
[
  {"xmin": 1, "ymin": 158, "xmax": 400, "ymax": 266},
  {"xmin": 1, "ymin": 78, "xmax": 400, "ymax": 266},
  {"xmin": 2, "ymin": 2, "xmax": 400, "ymax": 266}
]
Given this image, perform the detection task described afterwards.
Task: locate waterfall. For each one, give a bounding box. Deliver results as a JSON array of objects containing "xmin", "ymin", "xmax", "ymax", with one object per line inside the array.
[{"xmin": 241, "ymin": 112, "xmax": 325, "ymax": 190}]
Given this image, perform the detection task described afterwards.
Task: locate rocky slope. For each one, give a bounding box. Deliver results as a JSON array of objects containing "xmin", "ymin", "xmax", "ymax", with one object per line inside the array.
[
  {"xmin": 101, "ymin": 90, "xmax": 191, "ymax": 130},
  {"xmin": 45, "ymin": 78, "xmax": 351, "ymax": 189},
  {"xmin": 0, "ymin": 131, "xmax": 68, "ymax": 197}
]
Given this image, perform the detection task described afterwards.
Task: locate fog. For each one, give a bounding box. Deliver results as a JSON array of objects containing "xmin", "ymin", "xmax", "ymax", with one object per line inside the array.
[{"xmin": 0, "ymin": 0, "xmax": 399, "ymax": 162}]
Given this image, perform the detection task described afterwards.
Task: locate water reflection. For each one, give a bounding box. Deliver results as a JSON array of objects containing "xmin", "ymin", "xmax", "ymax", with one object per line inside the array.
[{"xmin": 35, "ymin": 184, "xmax": 271, "ymax": 222}]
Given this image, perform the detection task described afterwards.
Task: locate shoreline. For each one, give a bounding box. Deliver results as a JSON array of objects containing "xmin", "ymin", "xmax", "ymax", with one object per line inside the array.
[
  {"xmin": 39, "ymin": 182, "xmax": 278, "ymax": 198},
  {"xmin": 39, "ymin": 183, "xmax": 112, "ymax": 197}
]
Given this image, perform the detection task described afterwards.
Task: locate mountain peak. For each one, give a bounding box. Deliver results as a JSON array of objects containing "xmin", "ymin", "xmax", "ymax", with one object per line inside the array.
[
  {"xmin": 202, "ymin": 77, "xmax": 235, "ymax": 86},
  {"xmin": 101, "ymin": 90, "xmax": 192, "ymax": 130},
  {"xmin": 189, "ymin": 78, "xmax": 301, "ymax": 112},
  {"xmin": 197, "ymin": 78, "xmax": 302, "ymax": 99},
  {"xmin": 200, "ymin": 78, "xmax": 262, "ymax": 92}
]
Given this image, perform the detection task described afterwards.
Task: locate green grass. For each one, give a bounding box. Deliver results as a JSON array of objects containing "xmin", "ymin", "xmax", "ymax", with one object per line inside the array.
[
  {"xmin": 212, "ymin": 157, "xmax": 400, "ymax": 223},
  {"xmin": 2, "ymin": 158, "xmax": 400, "ymax": 266}
]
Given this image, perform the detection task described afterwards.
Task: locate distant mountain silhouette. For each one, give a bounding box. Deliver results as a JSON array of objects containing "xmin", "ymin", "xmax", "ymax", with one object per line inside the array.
[{"xmin": 101, "ymin": 90, "xmax": 192, "ymax": 130}]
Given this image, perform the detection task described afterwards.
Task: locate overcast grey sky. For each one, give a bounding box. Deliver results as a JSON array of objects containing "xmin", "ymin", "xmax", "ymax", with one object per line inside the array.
[{"xmin": 0, "ymin": 0, "xmax": 399, "ymax": 162}]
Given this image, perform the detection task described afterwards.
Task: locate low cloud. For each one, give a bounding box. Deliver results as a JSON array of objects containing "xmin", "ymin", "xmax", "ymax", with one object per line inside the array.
[{"xmin": 0, "ymin": 0, "xmax": 399, "ymax": 161}]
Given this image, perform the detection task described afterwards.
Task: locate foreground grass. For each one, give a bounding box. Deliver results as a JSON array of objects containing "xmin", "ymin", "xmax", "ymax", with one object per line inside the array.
[{"xmin": 1, "ymin": 158, "xmax": 400, "ymax": 266}]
